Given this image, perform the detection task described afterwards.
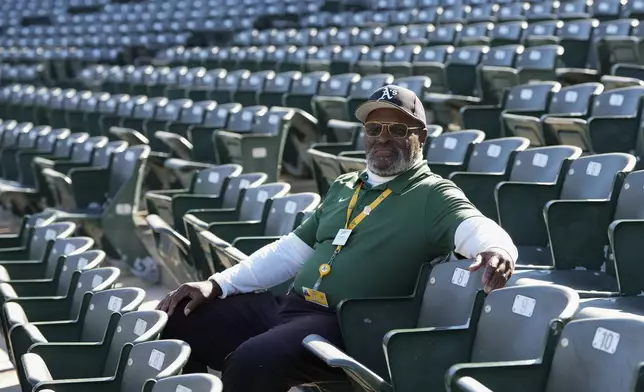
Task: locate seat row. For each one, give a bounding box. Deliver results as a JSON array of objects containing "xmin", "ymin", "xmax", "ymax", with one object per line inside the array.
[
  {"xmin": 0, "ymin": 216, "xmax": 223, "ymax": 391},
  {"xmin": 300, "ymin": 0, "xmax": 644, "ymax": 28}
]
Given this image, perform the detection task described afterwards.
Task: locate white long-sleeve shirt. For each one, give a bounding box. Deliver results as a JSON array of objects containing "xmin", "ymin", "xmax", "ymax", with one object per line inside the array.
[{"xmin": 211, "ymin": 170, "xmax": 518, "ymax": 298}]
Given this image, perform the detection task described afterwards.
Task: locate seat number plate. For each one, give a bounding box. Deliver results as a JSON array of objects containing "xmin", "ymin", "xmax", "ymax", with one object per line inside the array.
[
  {"xmin": 108, "ymin": 296, "xmax": 123, "ymax": 312},
  {"xmin": 148, "ymin": 349, "xmax": 166, "ymax": 370},
  {"xmin": 451, "ymin": 268, "xmax": 470, "ymax": 287},
  {"xmin": 512, "ymin": 294, "xmax": 536, "ymax": 317},
  {"xmin": 134, "ymin": 318, "xmax": 148, "ymax": 336},
  {"xmin": 592, "ymin": 327, "xmax": 620, "ymax": 354}
]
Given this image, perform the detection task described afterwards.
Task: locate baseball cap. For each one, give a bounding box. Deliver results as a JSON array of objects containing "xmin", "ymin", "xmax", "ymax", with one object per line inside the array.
[{"xmin": 354, "ymin": 85, "xmax": 427, "ymax": 127}]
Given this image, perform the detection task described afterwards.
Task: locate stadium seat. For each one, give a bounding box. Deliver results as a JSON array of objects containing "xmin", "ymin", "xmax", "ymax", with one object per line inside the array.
[
  {"xmin": 462, "ymin": 81, "xmax": 561, "ymax": 140},
  {"xmin": 447, "ymin": 316, "xmax": 644, "ymax": 392},
  {"xmin": 23, "ymin": 339, "xmax": 190, "ymax": 392},
  {"xmin": 305, "ymin": 277, "xmax": 578, "ymax": 392},
  {"xmin": 510, "ymin": 169, "xmax": 644, "ymax": 297},
  {"xmin": 448, "ymin": 137, "xmax": 531, "ymax": 220},
  {"xmin": 425, "ymin": 130, "xmax": 486, "ymax": 179},
  {"xmin": 144, "ymin": 164, "xmax": 243, "ymax": 230},
  {"xmin": 543, "ymin": 86, "xmax": 644, "ymax": 155},
  {"xmin": 10, "ymin": 287, "xmax": 146, "ymax": 391},
  {"xmin": 214, "ymin": 107, "xmax": 295, "ymax": 182},
  {"xmin": 21, "ymin": 309, "xmax": 167, "ymax": 392},
  {"xmin": 497, "ymin": 153, "xmax": 637, "ymax": 267},
  {"xmin": 503, "ymin": 82, "xmax": 604, "ymax": 147}
]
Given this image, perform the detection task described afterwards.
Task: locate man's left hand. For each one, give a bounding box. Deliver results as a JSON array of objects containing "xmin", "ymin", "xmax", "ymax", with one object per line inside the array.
[{"xmin": 468, "ymin": 250, "xmax": 515, "ymax": 293}]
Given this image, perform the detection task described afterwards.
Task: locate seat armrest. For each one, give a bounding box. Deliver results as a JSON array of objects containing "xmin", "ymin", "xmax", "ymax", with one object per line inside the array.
[{"xmin": 302, "ymin": 335, "xmax": 391, "ymax": 392}]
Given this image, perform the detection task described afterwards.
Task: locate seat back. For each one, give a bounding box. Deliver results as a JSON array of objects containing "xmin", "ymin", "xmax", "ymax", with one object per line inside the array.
[
  {"xmin": 107, "ymin": 146, "xmax": 150, "ymax": 199},
  {"xmin": 548, "ymin": 82, "xmax": 604, "ymax": 115},
  {"xmin": 471, "ymin": 284, "xmax": 579, "ymax": 362},
  {"xmin": 264, "ymin": 193, "xmax": 322, "ymax": 236},
  {"xmin": 71, "ymin": 267, "xmax": 121, "ymax": 318},
  {"xmin": 29, "ymin": 222, "xmax": 76, "ymax": 260},
  {"xmin": 559, "ymin": 153, "xmax": 636, "ymax": 200},
  {"xmin": 508, "ymin": 146, "xmax": 582, "ymax": 182},
  {"xmin": 417, "ymin": 259, "xmax": 485, "ymax": 328},
  {"xmin": 613, "ymin": 170, "xmax": 644, "ymax": 220},
  {"xmin": 192, "ymin": 164, "xmax": 242, "ymax": 195},
  {"xmin": 93, "ymin": 141, "xmax": 129, "ymax": 168},
  {"xmin": 44, "ymin": 237, "xmax": 94, "ymax": 279},
  {"xmin": 545, "ymin": 317, "xmax": 644, "ymax": 392},
  {"xmin": 465, "ymin": 137, "xmax": 530, "ymax": 173},
  {"xmin": 150, "ymin": 374, "xmax": 223, "ymax": 392},
  {"xmin": 80, "ymin": 287, "xmax": 146, "ymax": 342},
  {"xmin": 71, "ymin": 136, "xmax": 107, "ymax": 163},
  {"xmin": 221, "ymin": 173, "xmax": 268, "ymax": 209},
  {"xmin": 238, "ymin": 183, "xmax": 291, "ymax": 221},
  {"xmin": 199, "ymin": 103, "xmax": 241, "ymax": 129},
  {"xmin": 589, "ymin": 86, "xmax": 644, "ymax": 117},
  {"xmin": 119, "ymin": 340, "xmax": 191, "ymax": 392},
  {"xmin": 504, "ymin": 82, "xmax": 561, "ymax": 111},
  {"xmin": 54, "ymin": 132, "xmax": 88, "ymax": 158},
  {"xmin": 56, "ymin": 250, "xmax": 106, "ymax": 295},
  {"xmin": 103, "ymin": 310, "xmax": 168, "ymax": 376},
  {"xmin": 426, "ymin": 130, "xmax": 486, "ymax": 164}
]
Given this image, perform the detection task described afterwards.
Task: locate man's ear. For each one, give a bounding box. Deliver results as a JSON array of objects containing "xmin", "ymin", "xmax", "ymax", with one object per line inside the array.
[{"xmin": 418, "ymin": 128, "xmax": 428, "ymax": 145}]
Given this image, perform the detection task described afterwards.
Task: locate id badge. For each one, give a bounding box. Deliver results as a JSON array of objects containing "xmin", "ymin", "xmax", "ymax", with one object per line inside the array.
[
  {"xmin": 302, "ymin": 287, "xmax": 329, "ymax": 307},
  {"xmin": 332, "ymin": 229, "xmax": 352, "ymax": 246}
]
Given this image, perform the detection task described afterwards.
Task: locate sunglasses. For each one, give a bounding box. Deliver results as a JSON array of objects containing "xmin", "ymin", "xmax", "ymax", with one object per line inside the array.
[{"xmin": 364, "ymin": 121, "xmax": 424, "ymax": 139}]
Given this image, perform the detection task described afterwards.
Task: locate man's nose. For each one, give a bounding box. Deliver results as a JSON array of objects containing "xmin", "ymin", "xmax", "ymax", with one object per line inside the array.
[{"xmin": 377, "ymin": 126, "xmax": 394, "ymax": 143}]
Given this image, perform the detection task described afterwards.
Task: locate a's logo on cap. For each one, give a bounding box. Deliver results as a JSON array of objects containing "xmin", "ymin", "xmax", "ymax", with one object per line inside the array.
[{"xmin": 378, "ymin": 86, "xmax": 398, "ymax": 101}]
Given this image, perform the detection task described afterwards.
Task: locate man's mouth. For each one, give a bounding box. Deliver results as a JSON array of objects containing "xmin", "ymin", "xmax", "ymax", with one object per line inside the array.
[{"xmin": 373, "ymin": 148, "xmax": 397, "ymax": 157}]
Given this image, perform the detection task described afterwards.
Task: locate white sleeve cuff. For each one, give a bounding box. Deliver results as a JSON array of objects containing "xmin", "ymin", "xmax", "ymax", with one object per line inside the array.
[{"xmin": 454, "ymin": 216, "xmax": 519, "ymax": 262}]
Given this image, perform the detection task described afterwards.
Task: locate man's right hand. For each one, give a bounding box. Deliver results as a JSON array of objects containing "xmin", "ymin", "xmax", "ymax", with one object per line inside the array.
[{"xmin": 156, "ymin": 280, "xmax": 223, "ymax": 317}]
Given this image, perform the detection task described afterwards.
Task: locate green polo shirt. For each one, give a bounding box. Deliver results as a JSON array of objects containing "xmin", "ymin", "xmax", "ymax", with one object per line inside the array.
[{"xmin": 292, "ymin": 160, "xmax": 483, "ymax": 309}]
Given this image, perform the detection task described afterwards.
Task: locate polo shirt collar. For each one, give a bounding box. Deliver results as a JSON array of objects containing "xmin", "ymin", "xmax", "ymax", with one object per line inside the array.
[{"xmin": 356, "ymin": 159, "xmax": 431, "ymax": 194}]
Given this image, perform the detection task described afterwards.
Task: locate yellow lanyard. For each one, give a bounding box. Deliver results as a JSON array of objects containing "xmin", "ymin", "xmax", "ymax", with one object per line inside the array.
[
  {"xmin": 338, "ymin": 182, "xmax": 392, "ymax": 251},
  {"xmin": 314, "ymin": 183, "xmax": 393, "ymax": 289}
]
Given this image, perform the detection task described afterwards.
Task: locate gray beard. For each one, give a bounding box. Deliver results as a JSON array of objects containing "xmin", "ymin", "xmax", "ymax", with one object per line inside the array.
[{"xmin": 367, "ymin": 148, "xmax": 423, "ymax": 177}]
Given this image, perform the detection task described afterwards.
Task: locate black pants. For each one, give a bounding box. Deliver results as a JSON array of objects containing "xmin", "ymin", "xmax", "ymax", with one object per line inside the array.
[{"xmin": 160, "ymin": 291, "xmax": 347, "ymax": 392}]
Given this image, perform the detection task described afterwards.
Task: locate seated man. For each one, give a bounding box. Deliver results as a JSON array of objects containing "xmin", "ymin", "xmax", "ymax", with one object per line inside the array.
[{"xmin": 157, "ymin": 85, "xmax": 518, "ymax": 392}]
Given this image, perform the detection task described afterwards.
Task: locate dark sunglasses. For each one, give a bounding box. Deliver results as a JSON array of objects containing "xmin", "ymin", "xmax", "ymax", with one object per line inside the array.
[{"xmin": 364, "ymin": 121, "xmax": 424, "ymax": 139}]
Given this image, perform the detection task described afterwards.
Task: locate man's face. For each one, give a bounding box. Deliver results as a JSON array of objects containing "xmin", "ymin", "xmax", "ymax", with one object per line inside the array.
[{"xmin": 364, "ymin": 108, "xmax": 427, "ymax": 176}]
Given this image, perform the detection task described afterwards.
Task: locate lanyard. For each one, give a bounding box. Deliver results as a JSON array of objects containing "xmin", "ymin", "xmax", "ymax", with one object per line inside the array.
[{"xmin": 313, "ymin": 183, "xmax": 393, "ymax": 290}]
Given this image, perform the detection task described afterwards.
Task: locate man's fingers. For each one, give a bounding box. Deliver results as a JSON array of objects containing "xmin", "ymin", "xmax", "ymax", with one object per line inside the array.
[
  {"xmin": 167, "ymin": 289, "xmax": 189, "ymax": 318},
  {"xmin": 468, "ymin": 254, "xmax": 484, "ymax": 272},
  {"xmin": 185, "ymin": 296, "xmax": 205, "ymax": 316}
]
